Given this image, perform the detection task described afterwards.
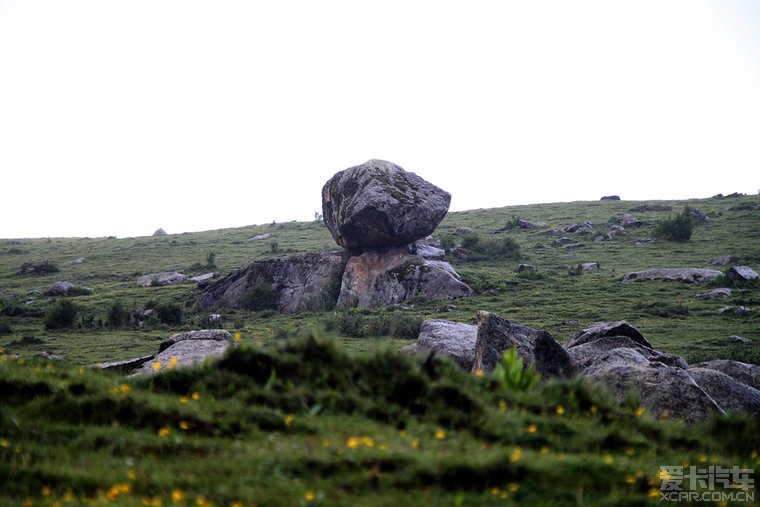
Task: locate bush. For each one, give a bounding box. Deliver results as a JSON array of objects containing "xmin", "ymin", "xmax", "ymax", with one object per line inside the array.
[
  {"xmin": 106, "ymin": 300, "xmax": 130, "ymax": 328},
  {"xmin": 44, "ymin": 300, "xmax": 78, "ymax": 330},
  {"xmin": 492, "ymin": 345, "xmax": 540, "ymax": 391},
  {"xmin": 325, "ymin": 311, "xmax": 422, "ymax": 338},
  {"xmin": 0, "ymin": 319, "xmax": 12, "ymax": 334},
  {"xmin": 449, "ymin": 233, "xmax": 521, "ymax": 262},
  {"xmin": 240, "ymin": 284, "xmax": 279, "ymax": 312},
  {"xmin": 155, "ymin": 303, "xmax": 183, "ymax": 325},
  {"xmin": 654, "ymin": 206, "xmax": 693, "ymax": 242},
  {"xmin": 19, "ymin": 259, "xmax": 59, "ymax": 276}
]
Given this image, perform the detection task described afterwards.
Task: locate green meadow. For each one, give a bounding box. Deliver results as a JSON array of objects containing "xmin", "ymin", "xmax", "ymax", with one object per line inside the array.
[{"xmin": 1, "ymin": 194, "xmax": 759, "ymax": 505}]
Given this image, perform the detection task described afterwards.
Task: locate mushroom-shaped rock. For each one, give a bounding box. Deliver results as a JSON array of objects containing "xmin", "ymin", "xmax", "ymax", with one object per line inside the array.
[{"xmin": 322, "ymin": 160, "xmax": 451, "ymax": 250}]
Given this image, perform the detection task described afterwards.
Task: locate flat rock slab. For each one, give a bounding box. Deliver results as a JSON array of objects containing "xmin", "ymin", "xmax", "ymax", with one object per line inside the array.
[
  {"xmin": 132, "ymin": 330, "xmax": 234, "ymax": 375},
  {"xmin": 400, "ymin": 320, "xmax": 477, "ymax": 371},
  {"xmin": 622, "ymin": 268, "xmax": 722, "ymax": 283}
]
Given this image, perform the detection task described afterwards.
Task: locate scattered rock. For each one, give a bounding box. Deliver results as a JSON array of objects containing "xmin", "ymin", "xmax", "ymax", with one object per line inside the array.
[
  {"xmin": 635, "ymin": 238, "xmax": 657, "ymax": 245},
  {"xmin": 205, "ymin": 314, "xmax": 224, "ymax": 328},
  {"xmin": 472, "ymin": 311, "xmax": 574, "ymax": 379},
  {"xmin": 337, "ymin": 247, "xmax": 472, "ymax": 308},
  {"xmin": 516, "ymin": 264, "xmax": 536, "ymax": 273},
  {"xmin": 729, "ymin": 335, "xmax": 752, "ymax": 344},
  {"xmin": 605, "ymin": 225, "xmax": 626, "ymax": 239},
  {"xmin": 517, "ymin": 219, "xmax": 547, "ymax": 229},
  {"xmin": 65, "ymin": 257, "xmax": 86, "ymax": 265},
  {"xmin": 622, "ymin": 268, "xmax": 722, "ymax": 283},
  {"xmin": 198, "ymin": 251, "xmax": 348, "ymax": 313},
  {"xmin": 719, "ymin": 305, "xmax": 750, "ymax": 316},
  {"xmin": 687, "ymin": 206, "xmax": 709, "ymax": 223},
  {"xmin": 153, "ymin": 228, "xmax": 167, "ymax": 236},
  {"xmin": 707, "ymin": 255, "xmax": 732, "ymax": 266},
  {"xmin": 563, "ymin": 243, "xmax": 584, "ymax": 249},
  {"xmin": 321, "ymin": 159, "xmax": 451, "ymax": 250},
  {"xmin": 33, "ymin": 351, "xmax": 63, "ymax": 361},
  {"xmin": 131, "ymin": 329, "xmax": 234, "ymax": 375},
  {"xmin": 600, "ymin": 195, "xmax": 620, "ymax": 201},
  {"xmin": 190, "ymin": 273, "xmax": 214, "ymax": 283},
  {"xmin": 400, "ymin": 320, "xmax": 477, "ymax": 371},
  {"xmin": 455, "ymin": 227, "xmax": 474, "ymax": 234},
  {"xmin": 619, "ymin": 214, "xmax": 645, "ymax": 227},
  {"xmin": 579, "ymin": 262, "xmax": 599, "ymax": 272},
  {"xmin": 552, "ymin": 237, "xmax": 574, "ymax": 247},
  {"xmin": 44, "ymin": 281, "xmax": 76, "ymax": 297},
  {"xmin": 695, "ymin": 288, "xmax": 732, "ymax": 299},
  {"xmin": 562, "ymin": 222, "xmax": 593, "ymax": 235},
  {"xmin": 250, "ymin": 233, "xmax": 271, "ymax": 240},
  {"xmin": 726, "ymin": 265, "xmax": 759, "ymax": 282},
  {"xmin": 138, "ymin": 272, "xmax": 188, "ymax": 287}
]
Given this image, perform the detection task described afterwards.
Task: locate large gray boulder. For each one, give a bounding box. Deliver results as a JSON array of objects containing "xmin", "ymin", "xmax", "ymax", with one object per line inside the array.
[
  {"xmin": 400, "ymin": 320, "xmax": 477, "ymax": 370},
  {"xmin": 198, "ymin": 251, "xmax": 347, "ymax": 313},
  {"xmin": 472, "ymin": 310, "xmax": 574, "ymax": 378},
  {"xmin": 132, "ymin": 330, "xmax": 234, "ymax": 375},
  {"xmin": 321, "ymin": 160, "xmax": 451, "ymax": 250},
  {"xmin": 337, "ymin": 247, "xmax": 472, "ymax": 308},
  {"xmin": 692, "ymin": 359, "xmax": 760, "ymax": 391},
  {"xmin": 44, "ymin": 281, "xmax": 76, "ymax": 296},
  {"xmin": 622, "ymin": 268, "xmax": 722, "ymax": 283},
  {"xmin": 565, "ymin": 320, "xmax": 688, "ymax": 370},
  {"xmin": 687, "ymin": 367, "xmax": 760, "ymax": 416},
  {"xmin": 581, "ymin": 348, "xmax": 723, "ymax": 423}
]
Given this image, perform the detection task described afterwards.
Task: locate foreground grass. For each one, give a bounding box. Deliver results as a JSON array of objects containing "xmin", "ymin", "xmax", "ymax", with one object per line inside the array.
[{"xmin": 2, "ymin": 334, "xmax": 759, "ymax": 506}]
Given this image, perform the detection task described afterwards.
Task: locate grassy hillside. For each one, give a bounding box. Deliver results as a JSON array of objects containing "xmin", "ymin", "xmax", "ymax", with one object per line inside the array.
[
  {"xmin": 1, "ymin": 194, "xmax": 758, "ymax": 364},
  {"xmin": 1, "ymin": 194, "xmax": 759, "ymax": 506}
]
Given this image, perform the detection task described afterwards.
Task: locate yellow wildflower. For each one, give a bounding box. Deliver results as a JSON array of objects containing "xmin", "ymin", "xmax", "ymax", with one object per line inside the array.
[
  {"xmin": 361, "ymin": 436, "xmax": 375, "ymax": 447},
  {"xmin": 346, "ymin": 437, "xmax": 360, "ymax": 449},
  {"xmin": 127, "ymin": 469, "xmax": 137, "ymax": 481},
  {"xmin": 168, "ymin": 357, "xmax": 179, "ymax": 369},
  {"xmin": 474, "ymin": 369, "xmax": 484, "ymax": 377},
  {"xmin": 625, "ymin": 475, "xmax": 636, "ymax": 485},
  {"xmin": 304, "ymin": 490, "xmax": 315, "ymax": 501},
  {"xmin": 0, "ymin": 439, "xmax": 8, "ymax": 448},
  {"xmin": 435, "ymin": 430, "xmax": 446, "ymax": 440},
  {"xmin": 120, "ymin": 384, "xmax": 131, "ymax": 394},
  {"xmin": 698, "ymin": 454, "xmax": 708, "ymax": 463},
  {"xmin": 555, "ymin": 405, "xmax": 565, "ymax": 416},
  {"xmin": 648, "ymin": 488, "xmax": 659, "ymax": 497},
  {"xmin": 510, "ymin": 447, "xmax": 523, "ymax": 462},
  {"xmin": 490, "ymin": 487, "xmax": 500, "ymax": 496},
  {"xmin": 527, "ymin": 424, "xmax": 537, "ymax": 433},
  {"xmin": 42, "ymin": 485, "xmax": 52, "ymax": 496},
  {"xmin": 179, "ymin": 421, "xmax": 189, "ymax": 430},
  {"xmin": 499, "ymin": 400, "xmax": 508, "ymax": 411},
  {"xmin": 322, "ymin": 439, "xmax": 332, "ymax": 447},
  {"xmin": 152, "ymin": 360, "xmax": 162, "ymax": 372},
  {"xmin": 508, "ymin": 483, "xmax": 519, "ymax": 493},
  {"xmin": 410, "ymin": 439, "xmax": 420, "ymax": 449},
  {"xmin": 191, "ymin": 392, "xmax": 200, "ymax": 401},
  {"xmin": 589, "ymin": 405, "xmax": 598, "ymax": 415},
  {"xmin": 635, "ymin": 406, "xmax": 645, "ymax": 417},
  {"xmin": 158, "ymin": 426, "xmax": 171, "ymax": 437},
  {"xmin": 540, "ymin": 446, "xmax": 549, "ymax": 455},
  {"xmin": 603, "ymin": 455, "xmax": 614, "ymax": 464},
  {"xmin": 171, "ymin": 489, "xmax": 184, "ymax": 503},
  {"xmin": 284, "ymin": 414, "xmax": 294, "ymax": 427},
  {"xmin": 233, "ymin": 332, "xmax": 241, "ymax": 342},
  {"xmin": 179, "ymin": 395, "xmax": 189, "ymax": 404}
]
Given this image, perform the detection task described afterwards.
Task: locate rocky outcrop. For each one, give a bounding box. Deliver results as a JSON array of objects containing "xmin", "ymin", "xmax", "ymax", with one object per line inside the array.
[
  {"xmin": 472, "ymin": 311, "xmax": 574, "ymax": 378},
  {"xmin": 691, "ymin": 359, "xmax": 760, "ymax": 391},
  {"xmin": 399, "ymin": 320, "xmax": 477, "ymax": 370},
  {"xmin": 622, "ymin": 268, "xmax": 722, "ymax": 283},
  {"xmin": 138, "ymin": 272, "xmax": 188, "ymax": 287},
  {"xmin": 687, "ymin": 367, "xmax": 760, "ymax": 416},
  {"xmin": 337, "ymin": 247, "xmax": 472, "ymax": 308},
  {"xmin": 198, "ymin": 251, "xmax": 347, "ymax": 313},
  {"xmin": 321, "ymin": 159, "xmax": 451, "ymax": 250},
  {"xmin": 695, "ymin": 288, "xmax": 732, "ymax": 299},
  {"xmin": 44, "ymin": 281, "xmax": 76, "ymax": 296}
]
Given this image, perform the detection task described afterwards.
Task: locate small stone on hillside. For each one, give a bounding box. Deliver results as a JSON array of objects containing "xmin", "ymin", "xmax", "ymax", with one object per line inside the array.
[
  {"xmin": 153, "ymin": 228, "xmax": 167, "ymax": 236},
  {"xmin": 138, "ymin": 272, "xmax": 188, "ymax": 287},
  {"xmin": 707, "ymin": 255, "xmax": 732, "ymax": 266},
  {"xmin": 726, "ymin": 265, "xmax": 759, "ymax": 282}
]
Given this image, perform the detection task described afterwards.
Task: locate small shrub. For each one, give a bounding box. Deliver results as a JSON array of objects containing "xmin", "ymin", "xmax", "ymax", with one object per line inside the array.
[
  {"xmin": 19, "ymin": 259, "xmax": 59, "ymax": 276},
  {"xmin": 492, "ymin": 345, "xmax": 540, "ymax": 391},
  {"xmin": 206, "ymin": 251, "xmax": 217, "ymax": 268},
  {"xmin": 0, "ymin": 319, "xmax": 12, "ymax": 334},
  {"xmin": 270, "ymin": 241, "xmax": 279, "ymax": 254},
  {"xmin": 156, "ymin": 303, "xmax": 183, "ymax": 325},
  {"xmin": 44, "ymin": 300, "xmax": 78, "ymax": 330},
  {"xmin": 653, "ymin": 206, "xmax": 693, "ymax": 242},
  {"xmin": 240, "ymin": 284, "xmax": 279, "ymax": 312},
  {"xmin": 106, "ymin": 300, "xmax": 130, "ymax": 328}
]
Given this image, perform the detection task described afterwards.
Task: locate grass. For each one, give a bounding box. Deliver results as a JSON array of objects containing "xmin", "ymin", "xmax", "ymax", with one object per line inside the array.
[{"xmin": 1, "ymin": 194, "xmax": 759, "ymax": 504}]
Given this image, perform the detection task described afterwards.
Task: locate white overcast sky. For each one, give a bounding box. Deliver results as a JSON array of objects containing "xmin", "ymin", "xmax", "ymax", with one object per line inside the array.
[{"xmin": 1, "ymin": 1, "xmax": 759, "ymax": 238}]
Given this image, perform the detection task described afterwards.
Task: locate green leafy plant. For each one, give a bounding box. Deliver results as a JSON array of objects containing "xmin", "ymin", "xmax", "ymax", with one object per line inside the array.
[
  {"xmin": 240, "ymin": 284, "xmax": 279, "ymax": 312},
  {"xmin": 106, "ymin": 300, "xmax": 130, "ymax": 328},
  {"xmin": 155, "ymin": 303, "xmax": 183, "ymax": 325},
  {"xmin": 44, "ymin": 299, "xmax": 78, "ymax": 330},
  {"xmin": 492, "ymin": 345, "xmax": 540, "ymax": 391},
  {"xmin": 653, "ymin": 205, "xmax": 693, "ymax": 242}
]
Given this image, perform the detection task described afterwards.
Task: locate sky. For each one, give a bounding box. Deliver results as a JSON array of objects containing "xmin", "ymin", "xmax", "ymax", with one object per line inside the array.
[{"xmin": 1, "ymin": 0, "xmax": 759, "ymax": 239}]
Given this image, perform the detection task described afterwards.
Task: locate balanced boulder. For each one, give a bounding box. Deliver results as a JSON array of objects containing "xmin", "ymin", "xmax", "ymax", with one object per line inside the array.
[{"xmin": 322, "ymin": 160, "xmax": 451, "ymax": 250}]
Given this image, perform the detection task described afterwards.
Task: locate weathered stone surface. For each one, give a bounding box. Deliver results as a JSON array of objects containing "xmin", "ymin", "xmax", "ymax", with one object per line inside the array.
[
  {"xmin": 516, "ymin": 264, "xmax": 536, "ymax": 273},
  {"xmin": 412, "ymin": 240, "xmax": 445, "ymax": 260},
  {"xmin": 99, "ymin": 355, "xmax": 155, "ymax": 374},
  {"xmin": 707, "ymin": 255, "xmax": 732, "ymax": 266},
  {"xmin": 337, "ymin": 247, "xmax": 472, "ymax": 308},
  {"xmin": 726, "ymin": 265, "xmax": 759, "ymax": 282},
  {"xmin": 132, "ymin": 329, "xmax": 234, "ymax": 375},
  {"xmin": 687, "ymin": 367, "xmax": 760, "ymax": 416},
  {"xmin": 622, "ymin": 268, "xmax": 722, "ymax": 283},
  {"xmin": 472, "ymin": 311, "xmax": 573, "ymax": 378},
  {"xmin": 153, "ymin": 228, "xmax": 167, "ymax": 236},
  {"xmin": 695, "ymin": 288, "xmax": 732, "ymax": 299},
  {"xmin": 138, "ymin": 272, "xmax": 188, "ymax": 287},
  {"xmin": 198, "ymin": 251, "xmax": 348, "ymax": 313},
  {"xmin": 565, "ymin": 321, "xmax": 652, "ymax": 349},
  {"xmin": 692, "ymin": 359, "xmax": 760, "ymax": 391},
  {"xmin": 567, "ymin": 335, "xmax": 687, "ymax": 371},
  {"xmin": 600, "ymin": 195, "xmax": 620, "ymax": 200},
  {"xmin": 688, "ymin": 206, "xmax": 709, "ymax": 223},
  {"xmin": 190, "ymin": 272, "xmax": 214, "ymax": 283},
  {"xmin": 581, "ymin": 349, "xmax": 723, "ymax": 423},
  {"xmin": 562, "ymin": 222, "xmax": 593, "ymax": 235},
  {"xmin": 400, "ymin": 320, "xmax": 477, "ymax": 371},
  {"xmin": 321, "ymin": 159, "xmax": 451, "ymax": 250},
  {"xmin": 44, "ymin": 281, "xmax": 76, "ymax": 296},
  {"xmin": 579, "ymin": 262, "xmax": 599, "ymax": 272}
]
